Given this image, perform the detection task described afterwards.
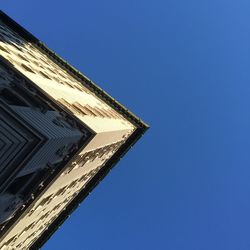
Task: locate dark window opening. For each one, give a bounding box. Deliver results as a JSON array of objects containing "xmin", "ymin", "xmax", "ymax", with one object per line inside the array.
[
  {"xmin": 0, "ymin": 45, "xmax": 10, "ymax": 54},
  {"xmin": 0, "ymin": 88, "xmax": 29, "ymax": 106},
  {"xmin": 21, "ymin": 63, "xmax": 35, "ymax": 74},
  {"xmin": 39, "ymin": 71, "xmax": 51, "ymax": 80},
  {"xmin": 13, "ymin": 85, "xmax": 53, "ymax": 111},
  {"xmin": 17, "ymin": 53, "xmax": 29, "ymax": 62},
  {"xmin": 6, "ymin": 173, "xmax": 34, "ymax": 195},
  {"xmin": 6, "ymin": 168, "xmax": 51, "ymax": 199}
]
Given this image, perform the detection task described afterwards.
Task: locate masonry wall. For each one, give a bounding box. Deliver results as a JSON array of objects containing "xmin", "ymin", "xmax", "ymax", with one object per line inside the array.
[{"xmin": 0, "ymin": 20, "xmax": 136, "ymax": 249}]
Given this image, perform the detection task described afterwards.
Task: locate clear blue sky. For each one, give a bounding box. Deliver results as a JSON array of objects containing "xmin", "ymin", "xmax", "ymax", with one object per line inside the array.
[{"xmin": 2, "ymin": 1, "xmax": 250, "ymax": 249}]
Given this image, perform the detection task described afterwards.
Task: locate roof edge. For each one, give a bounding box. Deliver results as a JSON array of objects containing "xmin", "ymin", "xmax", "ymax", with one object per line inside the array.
[
  {"xmin": 0, "ymin": 10, "xmax": 150, "ymax": 249},
  {"xmin": 30, "ymin": 127, "xmax": 145, "ymax": 250},
  {"xmin": 0, "ymin": 10, "xmax": 149, "ymax": 132}
]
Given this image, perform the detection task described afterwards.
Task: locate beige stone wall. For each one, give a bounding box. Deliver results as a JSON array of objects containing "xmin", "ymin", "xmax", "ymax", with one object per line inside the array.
[
  {"xmin": 0, "ymin": 140, "xmax": 124, "ymax": 249},
  {"xmin": 0, "ymin": 21, "xmax": 133, "ymax": 134},
  {"xmin": 0, "ymin": 21, "xmax": 135, "ymax": 249}
]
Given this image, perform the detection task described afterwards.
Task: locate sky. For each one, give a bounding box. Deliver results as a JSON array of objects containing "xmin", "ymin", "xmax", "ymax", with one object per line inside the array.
[{"xmin": 2, "ymin": 1, "xmax": 250, "ymax": 249}]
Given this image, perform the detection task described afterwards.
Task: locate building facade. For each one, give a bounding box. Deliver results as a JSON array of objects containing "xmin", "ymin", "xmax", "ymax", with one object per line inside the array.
[{"xmin": 0, "ymin": 11, "xmax": 148, "ymax": 249}]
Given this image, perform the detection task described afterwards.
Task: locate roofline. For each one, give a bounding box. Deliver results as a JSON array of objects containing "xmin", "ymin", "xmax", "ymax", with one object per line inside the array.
[
  {"xmin": 0, "ymin": 10, "xmax": 149, "ymax": 249},
  {"xmin": 30, "ymin": 127, "xmax": 146, "ymax": 250},
  {"xmin": 0, "ymin": 10, "xmax": 149, "ymax": 132}
]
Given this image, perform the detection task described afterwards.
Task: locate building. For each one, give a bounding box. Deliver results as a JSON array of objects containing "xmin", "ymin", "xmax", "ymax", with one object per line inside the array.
[{"xmin": 0, "ymin": 11, "xmax": 148, "ymax": 250}]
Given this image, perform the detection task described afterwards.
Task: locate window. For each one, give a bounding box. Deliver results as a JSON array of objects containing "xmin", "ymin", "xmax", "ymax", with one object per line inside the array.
[
  {"xmin": 72, "ymin": 103, "xmax": 87, "ymax": 115},
  {"xmin": 39, "ymin": 194, "xmax": 53, "ymax": 207},
  {"xmin": 17, "ymin": 53, "xmax": 29, "ymax": 62},
  {"xmin": 68, "ymin": 180, "xmax": 78, "ymax": 189},
  {"xmin": 55, "ymin": 186, "xmax": 67, "ymax": 197},
  {"xmin": 39, "ymin": 71, "xmax": 52, "ymax": 80},
  {"xmin": 97, "ymin": 107, "xmax": 108, "ymax": 118},
  {"xmin": 11, "ymin": 43, "xmax": 23, "ymax": 52},
  {"xmin": 21, "ymin": 63, "xmax": 35, "ymax": 73},
  {"xmin": 0, "ymin": 88, "xmax": 28, "ymax": 106},
  {"xmin": 6, "ymin": 173, "xmax": 34, "ymax": 195},
  {"xmin": 0, "ymin": 45, "xmax": 10, "ymax": 53}
]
